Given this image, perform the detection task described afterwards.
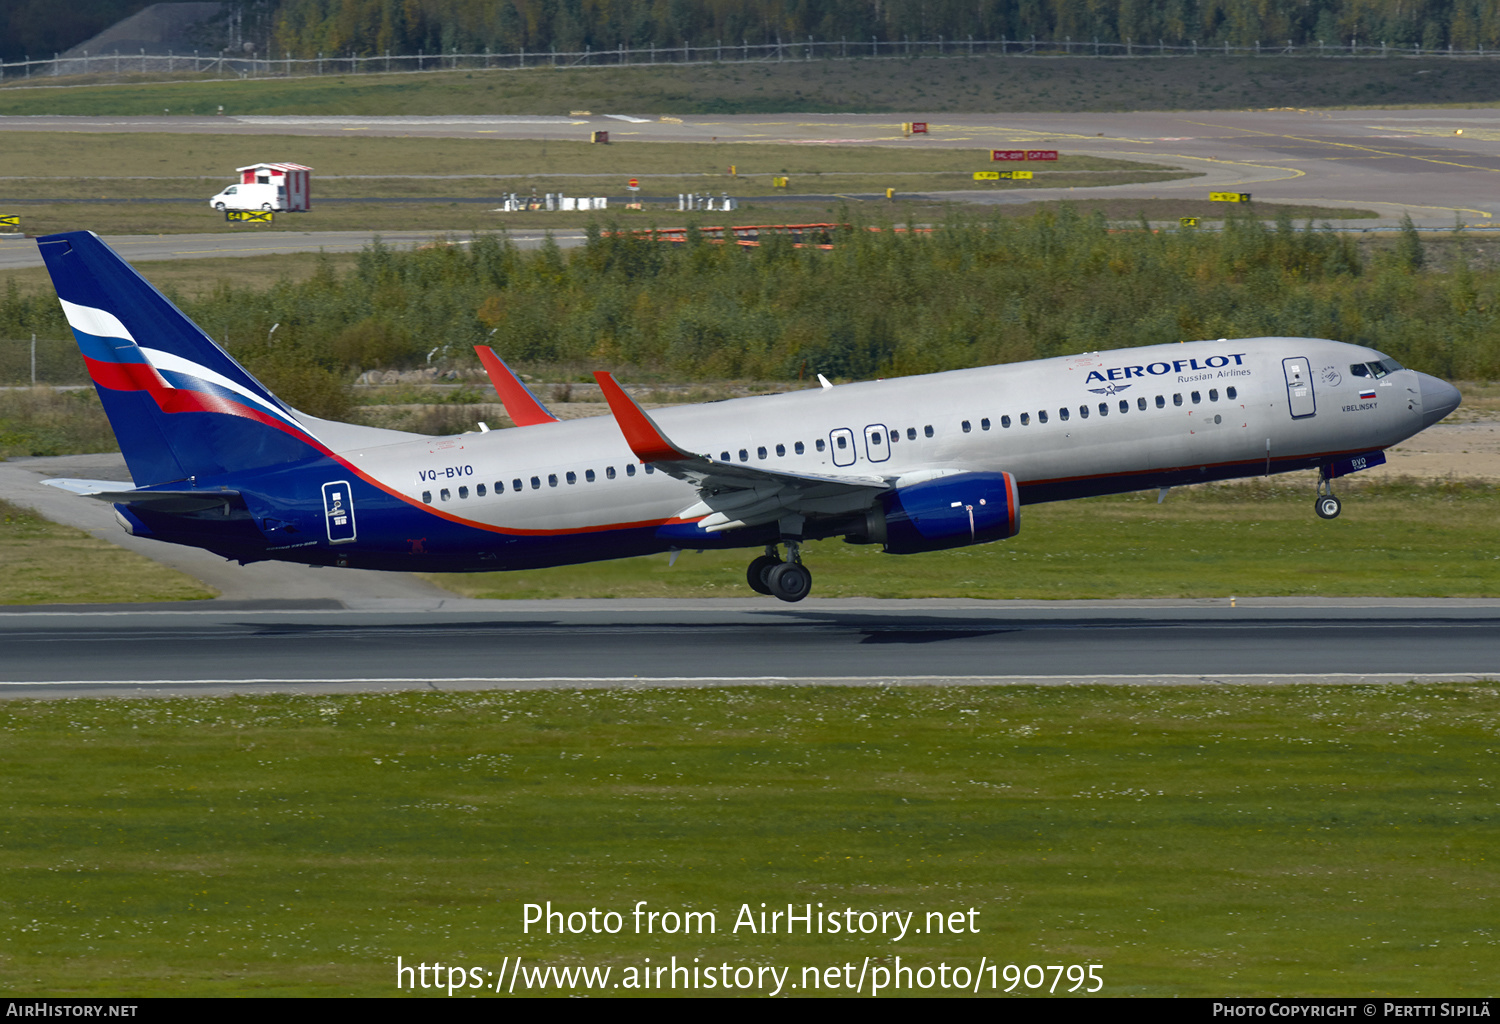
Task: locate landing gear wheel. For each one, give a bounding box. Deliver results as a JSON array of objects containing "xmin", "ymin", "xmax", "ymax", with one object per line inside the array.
[
  {"xmin": 746, "ymin": 554, "xmax": 780, "ymax": 596},
  {"xmin": 214, "ymin": 202, "xmax": 225, "ymax": 210},
  {"xmin": 261, "ymin": 203, "xmax": 273, "ymax": 211},
  {"xmin": 766, "ymin": 562, "xmax": 812, "ymax": 603},
  {"xmin": 1316, "ymin": 495, "xmax": 1342, "ymax": 520}
]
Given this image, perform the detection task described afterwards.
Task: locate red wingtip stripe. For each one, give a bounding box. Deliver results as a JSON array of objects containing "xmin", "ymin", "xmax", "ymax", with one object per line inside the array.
[
  {"xmin": 593, "ymin": 371, "xmax": 688, "ymax": 463},
  {"xmin": 475, "ymin": 346, "xmax": 558, "ymax": 426}
]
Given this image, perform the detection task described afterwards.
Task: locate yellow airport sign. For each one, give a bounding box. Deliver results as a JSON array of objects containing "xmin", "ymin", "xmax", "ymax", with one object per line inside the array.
[
  {"xmin": 1180, "ymin": 217, "xmax": 1200, "ymax": 227},
  {"xmin": 1210, "ymin": 192, "xmax": 1252, "ymax": 203},
  {"xmin": 1003, "ymin": 170, "xmax": 1034, "ymax": 180},
  {"xmin": 772, "ymin": 176, "xmax": 789, "ymax": 188},
  {"xmin": 226, "ymin": 210, "xmax": 274, "ymax": 223},
  {"xmin": 974, "ymin": 172, "xmax": 1000, "ymax": 181},
  {"xmin": 0, "ymin": 214, "xmax": 18, "ymax": 230}
]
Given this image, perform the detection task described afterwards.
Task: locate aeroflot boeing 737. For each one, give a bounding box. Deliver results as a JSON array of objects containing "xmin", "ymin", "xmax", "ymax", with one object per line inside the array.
[{"xmin": 37, "ymin": 230, "xmax": 1461, "ymax": 602}]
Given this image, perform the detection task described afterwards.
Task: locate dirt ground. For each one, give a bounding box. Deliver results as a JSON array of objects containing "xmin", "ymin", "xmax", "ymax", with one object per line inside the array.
[{"xmin": 1373, "ymin": 419, "xmax": 1500, "ymax": 481}]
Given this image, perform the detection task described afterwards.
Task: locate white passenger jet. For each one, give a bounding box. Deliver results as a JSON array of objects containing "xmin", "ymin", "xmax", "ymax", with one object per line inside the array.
[{"xmin": 38, "ymin": 231, "xmax": 1461, "ymax": 601}]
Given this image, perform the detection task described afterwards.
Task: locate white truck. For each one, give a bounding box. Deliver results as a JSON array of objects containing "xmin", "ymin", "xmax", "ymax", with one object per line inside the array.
[{"xmin": 208, "ymin": 182, "xmax": 286, "ymax": 212}]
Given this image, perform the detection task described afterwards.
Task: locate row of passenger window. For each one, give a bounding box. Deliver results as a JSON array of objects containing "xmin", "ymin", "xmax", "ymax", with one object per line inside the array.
[
  {"xmin": 421, "ymin": 385, "xmax": 1241, "ymax": 504},
  {"xmin": 730, "ymin": 423, "xmax": 938, "ymax": 460},
  {"xmin": 423, "ymin": 463, "xmax": 660, "ymax": 504},
  {"xmin": 984, "ymin": 386, "xmax": 1240, "ymax": 428}
]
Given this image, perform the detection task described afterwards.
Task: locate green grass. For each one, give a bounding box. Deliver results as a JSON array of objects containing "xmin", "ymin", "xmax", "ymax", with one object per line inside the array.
[
  {"xmin": 0, "ymin": 387, "xmax": 115, "ymax": 456},
  {"xmin": 0, "ymin": 253, "xmax": 365, "ymax": 320},
  {"xmin": 429, "ymin": 477, "xmax": 1500, "ymax": 600},
  {"xmin": 0, "ymin": 498, "xmax": 214, "ymax": 604},
  {"xmin": 0, "ymin": 131, "xmax": 1200, "ymax": 236},
  {"xmin": 2, "ymin": 685, "xmax": 1495, "ymax": 995},
  {"xmin": 0, "ymin": 133, "xmax": 1173, "ymax": 180},
  {"xmin": 3, "ymin": 55, "xmax": 1500, "ymax": 115}
]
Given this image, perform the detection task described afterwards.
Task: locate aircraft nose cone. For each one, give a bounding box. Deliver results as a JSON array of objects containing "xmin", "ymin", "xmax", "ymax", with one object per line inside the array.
[{"xmin": 1419, "ymin": 374, "xmax": 1461, "ymax": 428}]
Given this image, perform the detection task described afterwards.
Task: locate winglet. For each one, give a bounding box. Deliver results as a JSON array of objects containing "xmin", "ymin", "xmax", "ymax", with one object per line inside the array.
[
  {"xmin": 593, "ymin": 371, "xmax": 695, "ymax": 463},
  {"xmin": 474, "ymin": 346, "xmax": 558, "ymax": 426}
]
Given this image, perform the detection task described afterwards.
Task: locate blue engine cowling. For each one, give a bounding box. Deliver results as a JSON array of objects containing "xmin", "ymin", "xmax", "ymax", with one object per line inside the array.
[{"xmin": 874, "ymin": 472, "xmax": 1021, "ymax": 554}]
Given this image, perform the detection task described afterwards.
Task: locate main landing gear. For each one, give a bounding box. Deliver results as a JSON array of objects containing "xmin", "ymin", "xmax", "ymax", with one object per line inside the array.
[
  {"xmin": 1315, "ymin": 468, "xmax": 1342, "ymax": 520},
  {"xmin": 746, "ymin": 541, "xmax": 813, "ymax": 602}
]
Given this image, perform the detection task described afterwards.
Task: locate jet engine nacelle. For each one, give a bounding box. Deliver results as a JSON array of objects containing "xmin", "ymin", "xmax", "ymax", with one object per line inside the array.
[{"xmin": 859, "ymin": 471, "xmax": 1021, "ymax": 554}]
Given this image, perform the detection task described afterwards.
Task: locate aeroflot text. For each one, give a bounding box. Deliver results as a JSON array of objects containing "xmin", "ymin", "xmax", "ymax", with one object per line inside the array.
[
  {"xmin": 522, "ymin": 902, "xmax": 980, "ymax": 942},
  {"xmin": 1085, "ymin": 354, "xmax": 1247, "ymax": 383}
]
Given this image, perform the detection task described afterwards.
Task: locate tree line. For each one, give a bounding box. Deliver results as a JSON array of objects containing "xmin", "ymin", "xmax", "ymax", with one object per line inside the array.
[
  {"xmin": 263, "ymin": 0, "xmax": 1498, "ymax": 59},
  {"xmin": 5, "ymin": 1, "xmax": 1497, "ymax": 65}
]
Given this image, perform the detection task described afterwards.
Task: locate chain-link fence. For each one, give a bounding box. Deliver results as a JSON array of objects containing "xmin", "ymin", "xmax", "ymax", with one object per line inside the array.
[{"xmin": 4, "ymin": 36, "xmax": 1499, "ymax": 81}]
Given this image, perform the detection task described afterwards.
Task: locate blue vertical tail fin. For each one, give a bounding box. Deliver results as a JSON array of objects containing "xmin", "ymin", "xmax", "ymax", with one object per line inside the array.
[{"xmin": 38, "ymin": 231, "xmax": 327, "ymax": 486}]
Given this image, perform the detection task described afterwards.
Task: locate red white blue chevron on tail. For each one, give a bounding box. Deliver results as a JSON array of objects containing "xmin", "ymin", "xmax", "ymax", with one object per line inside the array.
[{"xmin": 40, "ymin": 231, "xmax": 327, "ymax": 485}]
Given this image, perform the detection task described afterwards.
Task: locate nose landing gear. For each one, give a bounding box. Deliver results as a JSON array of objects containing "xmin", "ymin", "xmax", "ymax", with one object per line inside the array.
[{"xmin": 1315, "ymin": 468, "xmax": 1342, "ymax": 519}]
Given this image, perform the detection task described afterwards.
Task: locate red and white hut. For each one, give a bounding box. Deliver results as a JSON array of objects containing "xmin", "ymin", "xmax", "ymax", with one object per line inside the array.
[{"xmin": 237, "ymin": 162, "xmax": 313, "ymax": 211}]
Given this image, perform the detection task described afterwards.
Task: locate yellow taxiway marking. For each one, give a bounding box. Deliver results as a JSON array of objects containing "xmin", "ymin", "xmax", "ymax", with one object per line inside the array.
[
  {"xmin": 1108, "ymin": 150, "xmax": 1306, "ymax": 186},
  {"xmin": 1367, "ymin": 125, "xmax": 1500, "ymax": 142},
  {"xmin": 1182, "ymin": 119, "xmax": 1500, "ymax": 175},
  {"xmin": 1300, "ymin": 198, "xmax": 1493, "ymax": 219}
]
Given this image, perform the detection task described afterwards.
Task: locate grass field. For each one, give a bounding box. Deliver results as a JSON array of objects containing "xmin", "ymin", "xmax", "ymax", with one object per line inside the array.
[
  {"xmin": 0, "ymin": 134, "xmax": 1174, "ymax": 181},
  {"xmin": 2, "ymin": 684, "xmax": 1495, "ymax": 996},
  {"xmin": 0, "ymin": 388, "xmax": 116, "ymax": 458},
  {"xmin": 2, "ymin": 55, "xmax": 1499, "ymax": 116},
  {"xmin": 429, "ymin": 477, "xmax": 1500, "ymax": 601},
  {"xmin": 0, "ymin": 133, "xmax": 1200, "ymax": 236},
  {"xmin": 0, "ymin": 497, "xmax": 213, "ymax": 604}
]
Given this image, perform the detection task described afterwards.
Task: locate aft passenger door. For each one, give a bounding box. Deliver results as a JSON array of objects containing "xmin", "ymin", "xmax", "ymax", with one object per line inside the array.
[
  {"xmin": 1283, "ymin": 357, "xmax": 1316, "ymax": 419},
  {"xmin": 322, "ymin": 481, "xmax": 357, "ymax": 544}
]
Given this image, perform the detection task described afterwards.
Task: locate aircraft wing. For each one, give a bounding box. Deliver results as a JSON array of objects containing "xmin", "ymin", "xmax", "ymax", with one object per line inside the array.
[{"xmin": 593, "ymin": 372, "xmax": 888, "ymax": 533}]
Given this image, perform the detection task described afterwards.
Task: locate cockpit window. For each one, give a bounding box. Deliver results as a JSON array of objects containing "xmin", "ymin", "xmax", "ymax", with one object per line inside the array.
[{"xmin": 1351, "ymin": 358, "xmax": 1404, "ymax": 379}]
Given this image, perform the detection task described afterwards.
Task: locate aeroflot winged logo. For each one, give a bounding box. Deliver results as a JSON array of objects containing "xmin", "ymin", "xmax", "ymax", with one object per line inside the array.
[
  {"xmin": 59, "ymin": 297, "xmax": 315, "ymax": 441},
  {"xmin": 1083, "ymin": 353, "xmax": 1249, "ymax": 385}
]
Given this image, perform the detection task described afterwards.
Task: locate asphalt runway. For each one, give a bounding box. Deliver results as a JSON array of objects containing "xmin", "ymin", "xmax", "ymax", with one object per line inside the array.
[{"xmin": 2, "ymin": 598, "xmax": 1498, "ymax": 698}]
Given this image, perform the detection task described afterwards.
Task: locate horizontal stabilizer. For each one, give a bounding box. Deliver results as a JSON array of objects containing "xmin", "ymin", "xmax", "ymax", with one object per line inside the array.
[
  {"xmin": 43, "ymin": 478, "xmax": 241, "ymax": 513},
  {"xmin": 42, "ymin": 477, "xmax": 135, "ymax": 496}
]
